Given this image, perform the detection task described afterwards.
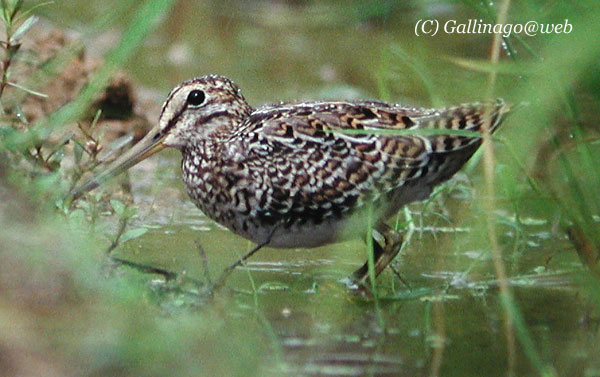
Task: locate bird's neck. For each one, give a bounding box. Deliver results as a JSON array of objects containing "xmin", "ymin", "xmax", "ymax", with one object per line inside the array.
[
  {"xmin": 181, "ymin": 98, "xmax": 253, "ymax": 166},
  {"xmin": 202, "ymin": 100, "xmax": 253, "ymax": 139}
]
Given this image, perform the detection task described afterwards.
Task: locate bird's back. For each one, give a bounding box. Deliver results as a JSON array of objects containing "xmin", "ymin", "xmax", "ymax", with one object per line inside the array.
[{"xmin": 185, "ymin": 99, "xmax": 510, "ymax": 247}]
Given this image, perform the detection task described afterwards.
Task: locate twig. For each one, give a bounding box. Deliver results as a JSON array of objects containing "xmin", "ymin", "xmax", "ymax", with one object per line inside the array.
[
  {"xmin": 110, "ymin": 256, "xmax": 178, "ymax": 281},
  {"xmin": 108, "ymin": 256, "xmax": 207, "ymax": 289},
  {"xmin": 105, "ymin": 217, "xmax": 128, "ymax": 255}
]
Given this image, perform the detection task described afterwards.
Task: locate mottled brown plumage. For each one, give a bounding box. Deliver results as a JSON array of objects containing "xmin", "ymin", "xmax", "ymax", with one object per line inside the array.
[{"xmin": 71, "ymin": 74, "xmax": 511, "ymax": 287}]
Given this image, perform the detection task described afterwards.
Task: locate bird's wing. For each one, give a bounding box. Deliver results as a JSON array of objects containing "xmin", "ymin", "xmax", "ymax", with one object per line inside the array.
[{"xmin": 226, "ymin": 100, "xmax": 509, "ymax": 223}]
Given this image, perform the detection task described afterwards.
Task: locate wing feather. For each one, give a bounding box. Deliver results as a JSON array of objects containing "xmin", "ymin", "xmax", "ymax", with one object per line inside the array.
[{"xmin": 227, "ymin": 100, "xmax": 509, "ymax": 222}]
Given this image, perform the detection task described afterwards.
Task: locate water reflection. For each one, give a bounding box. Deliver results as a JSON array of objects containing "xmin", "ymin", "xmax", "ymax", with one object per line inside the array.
[{"xmin": 110, "ymin": 149, "xmax": 595, "ymax": 376}]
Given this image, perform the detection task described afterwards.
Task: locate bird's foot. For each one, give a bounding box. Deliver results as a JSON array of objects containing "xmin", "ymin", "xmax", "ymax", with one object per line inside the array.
[{"xmin": 351, "ymin": 224, "xmax": 403, "ymax": 292}]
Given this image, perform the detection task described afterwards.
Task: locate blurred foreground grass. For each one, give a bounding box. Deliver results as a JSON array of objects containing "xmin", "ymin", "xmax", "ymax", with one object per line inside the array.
[{"xmin": 0, "ymin": 1, "xmax": 274, "ymax": 376}]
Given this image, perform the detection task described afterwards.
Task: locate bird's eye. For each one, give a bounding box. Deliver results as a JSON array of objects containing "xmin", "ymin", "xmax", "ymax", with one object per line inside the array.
[{"xmin": 186, "ymin": 90, "xmax": 206, "ymax": 106}]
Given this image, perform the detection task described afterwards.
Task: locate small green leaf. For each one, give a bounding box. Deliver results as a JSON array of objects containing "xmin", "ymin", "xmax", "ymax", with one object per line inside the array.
[
  {"xmin": 74, "ymin": 141, "xmax": 83, "ymax": 163},
  {"xmin": 122, "ymin": 205, "xmax": 138, "ymax": 219},
  {"xmin": 1, "ymin": 0, "xmax": 10, "ymax": 24},
  {"xmin": 90, "ymin": 109, "xmax": 102, "ymax": 129},
  {"xmin": 14, "ymin": 1, "xmax": 53, "ymax": 24},
  {"xmin": 9, "ymin": 0, "xmax": 23, "ymax": 21},
  {"xmin": 10, "ymin": 15, "xmax": 37, "ymax": 44},
  {"xmin": 120, "ymin": 227, "xmax": 148, "ymax": 243},
  {"xmin": 110, "ymin": 199, "xmax": 125, "ymax": 217}
]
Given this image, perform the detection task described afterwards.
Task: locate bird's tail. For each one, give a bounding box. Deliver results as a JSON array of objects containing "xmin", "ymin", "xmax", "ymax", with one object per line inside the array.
[{"xmin": 418, "ymin": 99, "xmax": 512, "ymax": 153}]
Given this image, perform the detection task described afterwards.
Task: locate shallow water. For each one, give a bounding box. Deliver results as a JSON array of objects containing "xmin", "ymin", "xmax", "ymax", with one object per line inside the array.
[
  {"xmin": 46, "ymin": 1, "xmax": 600, "ymax": 376},
  {"xmin": 106, "ymin": 152, "xmax": 598, "ymax": 376}
]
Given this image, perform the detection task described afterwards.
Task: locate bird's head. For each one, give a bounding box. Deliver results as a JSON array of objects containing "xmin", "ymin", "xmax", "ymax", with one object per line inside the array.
[
  {"xmin": 67, "ymin": 75, "xmax": 251, "ymax": 200},
  {"xmin": 158, "ymin": 75, "xmax": 252, "ymax": 148}
]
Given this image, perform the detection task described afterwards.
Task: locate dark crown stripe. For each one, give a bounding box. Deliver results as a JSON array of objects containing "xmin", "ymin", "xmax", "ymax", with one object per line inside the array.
[
  {"xmin": 162, "ymin": 102, "xmax": 188, "ymax": 135},
  {"xmin": 158, "ymin": 82, "xmax": 190, "ymax": 121}
]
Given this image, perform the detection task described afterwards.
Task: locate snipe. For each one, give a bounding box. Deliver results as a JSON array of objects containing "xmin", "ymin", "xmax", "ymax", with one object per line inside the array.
[{"xmin": 69, "ymin": 74, "xmax": 511, "ymax": 289}]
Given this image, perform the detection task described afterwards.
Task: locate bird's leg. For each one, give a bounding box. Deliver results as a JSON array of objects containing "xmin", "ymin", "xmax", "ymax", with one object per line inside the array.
[
  {"xmin": 195, "ymin": 240, "xmax": 212, "ymax": 285},
  {"xmin": 207, "ymin": 223, "xmax": 279, "ymax": 295},
  {"xmin": 352, "ymin": 223, "xmax": 403, "ymax": 288}
]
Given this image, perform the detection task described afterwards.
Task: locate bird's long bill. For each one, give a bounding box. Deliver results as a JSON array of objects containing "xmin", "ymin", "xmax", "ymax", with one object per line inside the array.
[{"xmin": 67, "ymin": 125, "xmax": 166, "ymax": 201}]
